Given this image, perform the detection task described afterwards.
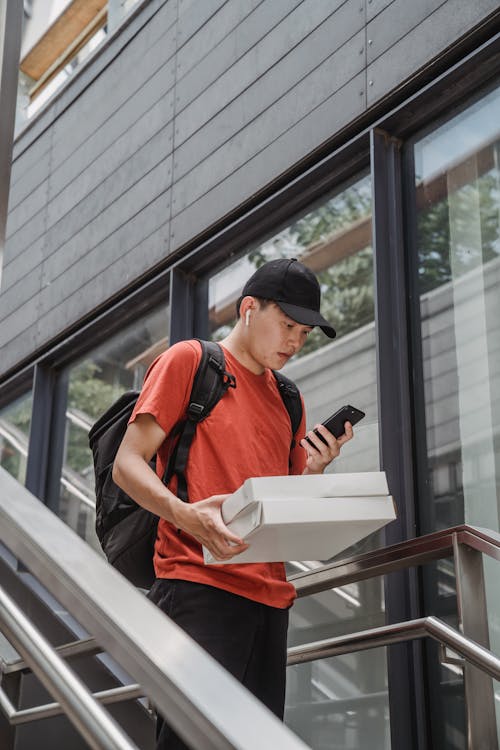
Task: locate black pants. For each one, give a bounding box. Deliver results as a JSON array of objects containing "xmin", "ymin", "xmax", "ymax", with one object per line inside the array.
[{"xmin": 147, "ymin": 578, "xmax": 289, "ymax": 750}]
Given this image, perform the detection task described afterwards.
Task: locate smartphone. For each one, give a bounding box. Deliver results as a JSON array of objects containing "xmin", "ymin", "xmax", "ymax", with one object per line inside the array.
[{"xmin": 306, "ymin": 404, "xmax": 365, "ymax": 447}]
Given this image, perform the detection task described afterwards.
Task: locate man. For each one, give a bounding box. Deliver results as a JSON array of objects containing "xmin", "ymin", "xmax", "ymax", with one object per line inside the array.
[{"xmin": 113, "ymin": 258, "xmax": 353, "ymax": 748}]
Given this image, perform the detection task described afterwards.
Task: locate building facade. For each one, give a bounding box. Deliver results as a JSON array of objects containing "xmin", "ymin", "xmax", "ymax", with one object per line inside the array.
[{"xmin": 1, "ymin": 1, "xmax": 500, "ymax": 748}]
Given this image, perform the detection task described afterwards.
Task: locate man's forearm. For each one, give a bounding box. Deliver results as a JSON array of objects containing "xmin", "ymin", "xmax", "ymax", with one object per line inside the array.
[
  {"xmin": 112, "ymin": 452, "xmax": 247, "ymax": 560},
  {"xmin": 112, "ymin": 454, "xmax": 182, "ymax": 524}
]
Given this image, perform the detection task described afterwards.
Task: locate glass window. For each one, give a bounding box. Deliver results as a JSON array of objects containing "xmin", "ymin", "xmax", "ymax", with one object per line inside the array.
[
  {"xmin": 0, "ymin": 391, "xmax": 33, "ymax": 484},
  {"xmin": 415, "ymin": 85, "xmax": 500, "ymax": 532},
  {"xmin": 208, "ymin": 174, "xmax": 389, "ymax": 749},
  {"xmin": 59, "ymin": 305, "xmax": 169, "ymax": 551},
  {"xmin": 209, "ymin": 174, "xmax": 378, "ymax": 473},
  {"xmin": 414, "ymin": 83, "xmax": 500, "ymax": 748}
]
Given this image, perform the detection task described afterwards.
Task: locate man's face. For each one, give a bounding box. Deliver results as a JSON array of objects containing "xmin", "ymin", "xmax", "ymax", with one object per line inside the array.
[{"xmin": 248, "ymin": 301, "xmax": 313, "ymax": 370}]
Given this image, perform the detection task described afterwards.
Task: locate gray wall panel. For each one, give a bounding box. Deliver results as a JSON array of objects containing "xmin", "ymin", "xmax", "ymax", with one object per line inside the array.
[
  {"xmin": 49, "ymin": 68, "xmax": 174, "ymax": 200},
  {"xmin": 45, "ymin": 122, "xmax": 173, "ymax": 241},
  {"xmin": 169, "ymin": 69, "xmax": 366, "ymax": 248},
  {"xmin": 1, "ymin": 0, "xmax": 499, "ymax": 376},
  {"xmin": 7, "ymin": 144, "xmax": 52, "ymax": 213},
  {"xmin": 367, "ymin": 0, "xmax": 500, "ymax": 104},
  {"xmin": 42, "ymin": 178, "xmax": 171, "ymax": 292},
  {"xmin": 37, "ymin": 201, "xmax": 170, "ymax": 321},
  {"xmin": 47, "ymin": 0, "xmax": 176, "ymax": 126},
  {"xmin": 41, "ymin": 156, "xmax": 172, "ymax": 292},
  {"xmin": 0, "ymin": 266, "xmax": 42, "ymax": 315},
  {"xmin": 175, "ymin": 0, "xmax": 347, "ymax": 148},
  {"xmin": 0, "ymin": 296, "xmax": 42, "ymax": 347},
  {"xmin": 0, "ymin": 236, "xmax": 45, "ymax": 291},
  {"xmin": 11, "ymin": 6, "xmax": 164, "ymax": 165},
  {"xmin": 176, "ymin": 0, "xmax": 227, "ymax": 49},
  {"xmin": 50, "ymin": 30, "xmax": 176, "ymax": 168},
  {"xmin": 11, "ymin": 102, "xmax": 55, "ymax": 160},
  {"xmin": 176, "ymin": 0, "xmax": 261, "ymax": 80},
  {"xmin": 111, "ymin": 220, "xmax": 171, "ymax": 282},
  {"xmin": 3, "ymin": 206, "xmax": 47, "ymax": 259},
  {"xmin": 175, "ymin": 0, "xmax": 303, "ymax": 112},
  {"xmin": 46, "ymin": 97, "xmax": 174, "ymax": 228},
  {"xmin": 34, "ymin": 220, "xmax": 170, "ymax": 345},
  {"xmin": 367, "ymin": 0, "xmax": 448, "ymax": 63},
  {"xmin": 174, "ymin": 0, "xmax": 363, "ymax": 180},
  {"xmin": 9, "ymin": 134, "xmax": 51, "ymax": 189},
  {"xmin": 6, "ymin": 179, "xmax": 48, "ymax": 239},
  {"xmin": 366, "ymin": 0, "xmax": 395, "ymax": 21},
  {"xmin": 0, "ymin": 326, "xmax": 38, "ymax": 366},
  {"xmin": 171, "ymin": 29, "xmax": 365, "ymax": 215}
]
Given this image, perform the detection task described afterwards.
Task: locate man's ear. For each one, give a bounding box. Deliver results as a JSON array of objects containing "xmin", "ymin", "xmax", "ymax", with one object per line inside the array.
[{"xmin": 240, "ymin": 296, "xmax": 256, "ymax": 317}]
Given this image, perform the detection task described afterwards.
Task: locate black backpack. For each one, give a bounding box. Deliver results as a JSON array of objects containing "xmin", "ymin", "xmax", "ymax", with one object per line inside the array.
[{"xmin": 88, "ymin": 340, "xmax": 302, "ymax": 588}]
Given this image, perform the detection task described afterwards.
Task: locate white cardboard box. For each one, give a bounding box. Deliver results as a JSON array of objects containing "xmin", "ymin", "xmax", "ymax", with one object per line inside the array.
[{"xmin": 203, "ymin": 472, "xmax": 396, "ymax": 564}]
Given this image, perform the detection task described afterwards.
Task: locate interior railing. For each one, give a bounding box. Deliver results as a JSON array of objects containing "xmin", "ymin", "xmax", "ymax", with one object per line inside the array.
[{"xmin": 1, "ymin": 461, "xmax": 500, "ymax": 749}]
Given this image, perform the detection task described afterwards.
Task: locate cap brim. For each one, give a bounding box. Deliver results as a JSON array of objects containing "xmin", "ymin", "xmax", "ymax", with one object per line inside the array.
[{"xmin": 276, "ymin": 301, "xmax": 336, "ymax": 339}]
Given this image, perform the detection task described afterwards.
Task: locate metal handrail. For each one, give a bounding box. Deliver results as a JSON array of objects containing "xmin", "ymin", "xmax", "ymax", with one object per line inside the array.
[
  {"xmin": 287, "ymin": 522, "xmax": 500, "ymax": 750},
  {"xmin": 289, "ymin": 524, "xmax": 500, "ymax": 597},
  {"xmin": 0, "ymin": 466, "xmax": 309, "ymax": 750},
  {"xmin": 3, "ymin": 683, "xmax": 144, "ymax": 726},
  {"xmin": 1, "ymin": 635, "xmax": 101, "ymax": 673},
  {"xmin": 0, "ymin": 584, "xmax": 139, "ymax": 750},
  {"xmin": 287, "ymin": 616, "xmax": 500, "ymax": 680},
  {"xmin": 2, "ymin": 460, "xmax": 500, "ymax": 747}
]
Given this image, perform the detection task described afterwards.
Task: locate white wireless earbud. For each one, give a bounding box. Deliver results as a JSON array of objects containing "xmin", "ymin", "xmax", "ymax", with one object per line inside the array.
[{"xmin": 245, "ymin": 309, "xmax": 251, "ymax": 327}]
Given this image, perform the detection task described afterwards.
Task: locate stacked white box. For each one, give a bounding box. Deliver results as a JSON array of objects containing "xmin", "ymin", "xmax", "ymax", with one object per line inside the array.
[{"xmin": 203, "ymin": 472, "xmax": 396, "ymax": 564}]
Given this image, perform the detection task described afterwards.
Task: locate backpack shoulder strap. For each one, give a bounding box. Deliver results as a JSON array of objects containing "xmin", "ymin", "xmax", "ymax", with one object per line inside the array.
[
  {"xmin": 166, "ymin": 340, "xmax": 236, "ymax": 501},
  {"xmin": 187, "ymin": 340, "xmax": 236, "ymax": 420},
  {"xmin": 273, "ymin": 370, "xmax": 303, "ymax": 446}
]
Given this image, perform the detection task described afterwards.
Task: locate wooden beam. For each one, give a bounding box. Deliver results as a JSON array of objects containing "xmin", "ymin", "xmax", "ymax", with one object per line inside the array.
[
  {"xmin": 28, "ymin": 7, "xmax": 107, "ymax": 100},
  {"xmin": 20, "ymin": 0, "xmax": 107, "ymax": 81}
]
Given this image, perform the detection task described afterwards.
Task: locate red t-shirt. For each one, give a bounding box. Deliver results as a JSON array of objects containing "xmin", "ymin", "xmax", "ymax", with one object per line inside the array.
[{"xmin": 130, "ymin": 339, "xmax": 306, "ymax": 608}]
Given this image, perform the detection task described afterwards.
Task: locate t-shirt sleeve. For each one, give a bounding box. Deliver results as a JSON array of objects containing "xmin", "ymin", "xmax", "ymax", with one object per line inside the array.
[
  {"xmin": 289, "ymin": 393, "xmax": 307, "ymax": 475},
  {"xmin": 129, "ymin": 340, "xmax": 202, "ymax": 436}
]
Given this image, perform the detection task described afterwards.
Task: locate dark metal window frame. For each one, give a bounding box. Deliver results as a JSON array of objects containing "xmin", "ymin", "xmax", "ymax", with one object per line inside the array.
[{"xmin": 0, "ymin": 27, "xmax": 499, "ymax": 750}]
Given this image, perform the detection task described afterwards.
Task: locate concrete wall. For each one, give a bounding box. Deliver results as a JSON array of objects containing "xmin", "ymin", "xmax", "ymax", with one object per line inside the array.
[{"xmin": 1, "ymin": 0, "xmax": 499, "ymax": 377}]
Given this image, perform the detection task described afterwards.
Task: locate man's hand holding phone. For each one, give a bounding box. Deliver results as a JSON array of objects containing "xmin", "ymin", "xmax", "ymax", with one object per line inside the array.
[{"xmin": 300, "ymin": 405, "xmax": 364, "ymax": 475}]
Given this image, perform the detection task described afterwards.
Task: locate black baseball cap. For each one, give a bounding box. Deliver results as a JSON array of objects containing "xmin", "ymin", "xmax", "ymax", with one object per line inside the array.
[{"xmin": 240, "ymin": 258, "xmax": 336, "ymax": 338}]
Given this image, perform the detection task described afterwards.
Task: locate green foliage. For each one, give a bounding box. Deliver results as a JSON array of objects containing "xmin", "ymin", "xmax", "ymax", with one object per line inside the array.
[
  {"xmin": 247, "ymin": 180, "xmax": 375, "ymax": 357},
  {"xmin": 4, "ymin": 397, "xmax": 32, "ymax": 435},
  {"xmin": 289, "ymin": 182, "xmax": 372, "ymax": 246},
  {"xmin": 66, "ymin": 361, "xmax": 124, "ymax": 474},
  {"xmin": 67, "ymin": 361, "xmax": 123, "ymax": 417},
  {"xmin": 0, "ymin": 395, "xmax": 32, "ymax": 482},
  {"xmin": 0, "ymin": 449, "xmax": 23, "ymax": 482},
  {"xmin": 416, "ymin": 199, "xmax": 451, "ymax": 294},
  {"xmin": 417, "ymin": 171, "xmax": 500, "ymax": 294}
]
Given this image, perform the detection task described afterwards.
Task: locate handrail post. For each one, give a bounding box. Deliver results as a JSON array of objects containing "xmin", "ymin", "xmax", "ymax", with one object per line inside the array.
[
  {"xmin": 0, "ymin": 668, "xmax": 19, "ymax": 750},
  {"xmin": 453, "ymin": 534, "xmax": 498, "ymax": 749}
]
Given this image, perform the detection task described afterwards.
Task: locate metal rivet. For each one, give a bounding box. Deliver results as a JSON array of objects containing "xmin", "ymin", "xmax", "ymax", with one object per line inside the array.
[
  {"xmin": 368, "ymin": 39, "xmax": 373, "ymax": 45},
  {"xmin": 369, "ymin": 80, "xmax": 374, "ymax": 86}
]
